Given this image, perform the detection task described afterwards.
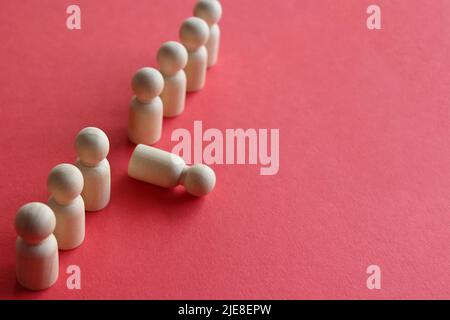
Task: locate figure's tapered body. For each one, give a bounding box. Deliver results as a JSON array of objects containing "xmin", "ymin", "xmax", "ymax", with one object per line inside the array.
[
  {"xmin": 76, "ymin": 158, "xmax": 110, "ymax": 212},
  {"xmin": 161, "ymin": 71, "xmax": 186, "ymax": 117},
  {"xmin": 128, "ymin": 96, "xmax": 163, "ymax": 144},
  {"xmin": 49, "ymin": 196, "xmax": 85, "ymax": 250},
  {"xmin": 206, "ymin": 24, "xmax": 220, "ymax": 67},
  {"xmin": 16, "ymin": 234, "xmax": 59, "ymax": 291},
  {"xmin": 185, "ymin": 47, "xmax": 208, "ymax": 92}
]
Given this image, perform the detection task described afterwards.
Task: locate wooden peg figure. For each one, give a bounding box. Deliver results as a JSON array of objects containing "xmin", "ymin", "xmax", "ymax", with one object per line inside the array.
[
  {"xmin": 194, "ymin": 0, "xmax": 223, "ymax": 67},
  {"xmin": 75, "ymin": 127, "xmax": 111, "ymax": 212},
  {"xmin": 47, "ymin": 164, "xmax": 85, "ymax": 250},
  {"xmin": 128, "ymin": 144, "xmax": 216, "ymax": 197},
  {"xmin": 129, "ymin": 67, "xmax": 164, "ymax": 144},
  {"xmin": 15, "ymin": 202, "xmax": 59, "ymax": 290},
  {"xmin": 157, "ymin": 41, "xmax": 188, "ymax": 117},
  {"xmin": 179, "ymin": 17, "xmax": 210, "ymax": 92}
]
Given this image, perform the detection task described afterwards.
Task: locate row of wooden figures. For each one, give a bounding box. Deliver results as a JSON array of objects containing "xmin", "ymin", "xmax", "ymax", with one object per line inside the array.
[
  {"xmin": 15, "ymin": 0, "xmax": 221, "ymax": 291},
  {"xmin": 16, "ymin": 127, "xmax": 216, "ymax": 290},
  {"xmin": 129, "ymin": 0, "xmax": 223, "ymax": 145}
]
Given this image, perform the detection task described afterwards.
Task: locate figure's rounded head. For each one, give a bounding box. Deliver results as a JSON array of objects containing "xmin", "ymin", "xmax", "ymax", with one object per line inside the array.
[
  {"xmin": 75, "ymin": 127, "xmax": 110, "ymax": 166},
  {"xmin": 182, "ymin": 164, "xmax": 216, "ymax": 197},
  {"xmin": 131, "ymin": 67, "xmax": 164, "ymax": 103},
  {"xmin": 15, "ymin": 202, "xmax": 55, "ymax": 245},
  {"xmin": 157, "ymin": 41, "xmax": 188, "ymax": 76},
  {"xmin": 47, "ymin": 164, "xmax": 84, "ymax": 204},
  {"xmin": 194, "ymin": 0, "xmax": 223, "ymax": 26},
  {"xmin": 179, "ymin": 17, "xmax": 210, "ymax": 51}
]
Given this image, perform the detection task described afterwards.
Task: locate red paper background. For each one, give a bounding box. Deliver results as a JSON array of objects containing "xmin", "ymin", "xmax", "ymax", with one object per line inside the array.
[{"xmin": 0, "ymin": 0, "xmax": 449, "ymax": 299}]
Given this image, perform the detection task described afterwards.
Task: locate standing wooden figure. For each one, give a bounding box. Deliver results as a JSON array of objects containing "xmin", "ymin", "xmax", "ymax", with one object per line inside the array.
[
  {"xmin": 157, "ymin": 41, "xmax": 188, "ymax": 117},
  {"xmin": 194, "ymin": 0, "xmax": 223, "ymax": 67},
  {"xmin": 75, "ymin": 127, "xmax": 111, "ymax": 212},
  {"xmin": 128, "ymin": 67, "xmax": 164, "ymax": 144},
  {"xmin": 15, "ymin": 202, "xmax": 59, "ymax": 290},
  {"xmin": 179, "ymin": 17, "xmax": 210, "ymax": 92},
  {"xmin": 47, "ymin": 164, "xmax": 85, "ymax": 250}
]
